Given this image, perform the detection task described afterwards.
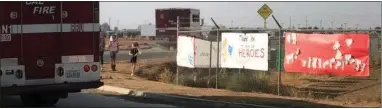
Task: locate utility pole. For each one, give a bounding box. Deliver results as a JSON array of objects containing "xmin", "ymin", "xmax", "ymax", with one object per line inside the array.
[
  {"xmin": 298, "ymin": 24, "xmax": 301, "ymax": 29},
  {"xmin": 176, "ymin": 16, "xmax": 179, "ymax": 85},
  {"xmin": 231, "ymin": 20, "xmax": 234, "ymax": 28},
  {"xmin": 305, "ymin": 16, "xmax": 308, "ymax": 28},
  {"xmin": 109, "ymin": 18, "xmax": 111, "ymax": 26},
  {"xmin": 320, "ymin": 20, "xmax": 322, "ymax": 29},
  {"xmin": 108, "ymin": 17, "xmax": 111, "ymax": 31},
  {"xmin": 341, "ymin": 24, "xmax": 343, "ymax": 29},
  {"xmin": 117, "ymin": 20, "xmax": 119, "ymax": 29},
  {"xmin": 289, "ymin": 16, "xmax": 292, "ymax": 29},
  {"xmin": 344, "ymin": 22, "xmax": 347, "ymax": 30}
]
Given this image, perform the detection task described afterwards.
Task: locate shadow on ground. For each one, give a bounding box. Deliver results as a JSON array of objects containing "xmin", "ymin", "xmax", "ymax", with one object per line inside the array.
[
  {"xmin": 99, "ymin": 93, "xmax": 345, "ymax": 108},
  {"xmin": 99, "ymin": 94, "xmax": 190, "ymax": 108},
  {"xmin": 198, "ymin": 95, "xmax": 345, "ymax": 108}
]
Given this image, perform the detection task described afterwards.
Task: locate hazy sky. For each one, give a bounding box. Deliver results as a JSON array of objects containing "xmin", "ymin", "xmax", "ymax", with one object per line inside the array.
[{"xmin": 100, "ymin": 2, "xmax": 381, "ymax": 29}]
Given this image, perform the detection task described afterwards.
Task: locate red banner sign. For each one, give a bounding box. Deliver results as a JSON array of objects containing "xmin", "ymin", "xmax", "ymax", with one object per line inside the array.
[{"xmin": 283, "ymin": 32, "xmax": 370, "ymax": 77}]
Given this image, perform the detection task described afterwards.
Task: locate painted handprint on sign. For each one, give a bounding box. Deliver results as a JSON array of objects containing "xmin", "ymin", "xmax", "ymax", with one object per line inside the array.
[{"xmin": 283, "ymin": 32, "xmax": 370, "ymax": 77}]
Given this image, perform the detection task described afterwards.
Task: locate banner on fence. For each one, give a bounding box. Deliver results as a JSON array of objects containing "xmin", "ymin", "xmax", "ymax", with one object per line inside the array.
[
  {"xmin": 177, "ymin": 36, "xmax": 195, "ymax": 68},
  {"xmin": 194, "ymin": 38, "xmax": 219, "ymax": 68},
  {"xmin": 283, "ymin": 32, "xmax": 370, "ymax": 77},
  {"xmin": 220, "ymin": 33, "xmax": 269, "ymax": 71}
]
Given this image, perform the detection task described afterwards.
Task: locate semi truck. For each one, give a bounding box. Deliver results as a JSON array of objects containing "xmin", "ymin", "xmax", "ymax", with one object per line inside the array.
[{"xmin": 0, "ymin": 1, "xmax": 103, "ymax": 106}]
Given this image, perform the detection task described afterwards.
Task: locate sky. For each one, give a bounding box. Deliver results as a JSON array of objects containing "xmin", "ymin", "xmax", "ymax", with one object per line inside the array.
[{"xmin": 100, "ymin": 2, "xmax": 381, "ymax": 29}]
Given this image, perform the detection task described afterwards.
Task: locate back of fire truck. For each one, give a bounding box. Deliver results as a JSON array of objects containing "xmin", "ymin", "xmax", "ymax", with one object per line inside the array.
[{"xmin": 0, "ymin": 1, "xmax": 103, "ymax": 106}]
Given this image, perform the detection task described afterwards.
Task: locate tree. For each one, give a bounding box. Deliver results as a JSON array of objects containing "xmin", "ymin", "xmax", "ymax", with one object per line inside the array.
[
  {"xmin": 313, "ymin": 26, "xmax": 319, "ymax": 30},
  {"xmin": 219, "ymin": 24, "xmax": 226, "ymax": 29},
  {"xmin": 211, "ymin": 24, "xmax": 227, "ymax": 29},
  {"xmin": 100, "ymin": 22, "xmax": 111, "ymax": 31},
  {"xmin": 114, "ymin": 26, "xmax": 119, "ymax": 32},
  {"xmin": 375, "ymin": 26, "xmax": 381, "ymax": 32}
]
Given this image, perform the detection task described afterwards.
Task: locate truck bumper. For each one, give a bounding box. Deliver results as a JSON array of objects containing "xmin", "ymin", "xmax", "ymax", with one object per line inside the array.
[{"xmin": 2, "ymin": 81, "xmax": 104, "ymax": 95}]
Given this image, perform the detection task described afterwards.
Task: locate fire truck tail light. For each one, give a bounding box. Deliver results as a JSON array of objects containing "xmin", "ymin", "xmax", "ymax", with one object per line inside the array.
[
  {"xmin": 15, "ymin": 69, "xmax": 23, "ymax": 79},
  {"xmin": 91, "ymin": 65, "xmax": 98, "ymax": 72},
  {"xmin": 57, "ymin": 67, "xmax": 64, "ymax": 77},
  {"xmin": 84, "ymin": 65, "xmax": 90, "ymax": 72}
]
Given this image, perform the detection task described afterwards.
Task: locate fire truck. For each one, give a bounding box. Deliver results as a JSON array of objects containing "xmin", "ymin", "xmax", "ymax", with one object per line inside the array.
[
  {"xmin": 155, "ymin": 8, "xmax": 203, "ymax": 49},
  {"xmin": 0, "ymin": 1, "xmax": 103, "ymax": 106}
]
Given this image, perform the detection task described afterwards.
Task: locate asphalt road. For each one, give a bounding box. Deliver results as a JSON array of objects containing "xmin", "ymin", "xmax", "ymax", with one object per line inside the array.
[
  {"xmin": 102, "ymin": 48, "xmax": 176, "ymax": 62},
  {"xmin": 2, "ymin": 92, "xmax": 178, "ymax": 108}
]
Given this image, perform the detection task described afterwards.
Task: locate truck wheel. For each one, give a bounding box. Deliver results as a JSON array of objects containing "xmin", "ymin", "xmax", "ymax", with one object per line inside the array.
[{"xmin": 20, "ymin": 94, "xmax": 59, "ymax": 107}]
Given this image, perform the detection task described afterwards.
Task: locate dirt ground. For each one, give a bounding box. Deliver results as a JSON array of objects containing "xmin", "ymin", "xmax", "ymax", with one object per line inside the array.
[
  {"xmin": 100, "ymin": 59, "xmax": 381, "ymax": 107},
  {"xmin": 104, "ymin": 38, "xmax": 156, "ymax": 51}
]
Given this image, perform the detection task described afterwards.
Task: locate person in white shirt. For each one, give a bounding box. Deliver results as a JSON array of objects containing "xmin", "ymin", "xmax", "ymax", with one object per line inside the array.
[{"xmin": 109, "ymin": 35, "xmax": 119, "ymax": 71}]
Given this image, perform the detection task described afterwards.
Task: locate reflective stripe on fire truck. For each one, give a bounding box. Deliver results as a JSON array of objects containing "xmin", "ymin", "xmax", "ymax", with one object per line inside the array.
[
  {"xmin": 61, "ymin": 55, "xmax": 94, "ymax": 64},
  {"xmin": 10, "ymin": 23, "xmax": 100, "ymax": 34},
  {"xmin": 0, "ymin": 58, "xmax": 18, "ymax": 66}
]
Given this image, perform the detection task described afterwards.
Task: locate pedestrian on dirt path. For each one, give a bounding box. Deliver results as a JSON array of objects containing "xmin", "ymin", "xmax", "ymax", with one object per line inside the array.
[
  {"xmin": 129, "ymin": 42, "xmax": 140, "ymax": 76},
  {"xmin": 109, "ymin": 35, "xmax": 119, "ymax": 71},
  {"xmin": 99, "ymin": 34, "xmax": 106, "ymax": 71}
]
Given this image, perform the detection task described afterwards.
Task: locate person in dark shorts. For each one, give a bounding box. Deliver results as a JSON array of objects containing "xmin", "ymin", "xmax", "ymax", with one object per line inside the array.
[
  {"xmin": 109, "ymin": 35, "xmax": 119, "ymax": 71},
  {"xmin": 129, "ymin": 42, "xmax": 140, "ymax": 76}
]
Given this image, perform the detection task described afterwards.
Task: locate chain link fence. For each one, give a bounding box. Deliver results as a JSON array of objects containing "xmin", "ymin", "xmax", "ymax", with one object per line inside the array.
[{"xmin": 175, "ymin": 28, "xmax": 381, "ymax": 99}]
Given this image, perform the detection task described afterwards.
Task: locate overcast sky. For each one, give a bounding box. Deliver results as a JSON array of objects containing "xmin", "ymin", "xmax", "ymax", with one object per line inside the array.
[{"xmin": 100, "ymin": 2, "xmax": 381, "ymax": 29}]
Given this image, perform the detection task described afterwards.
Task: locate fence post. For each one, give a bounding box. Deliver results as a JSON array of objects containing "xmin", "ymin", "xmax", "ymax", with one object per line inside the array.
[
  {"xmin": 239, "ymin": 66, "xmax": 244, "ymax": 75},
  {"xmin": 208, "ymin": 40, "xmax": 212, "ymax": 87},
  {"xmin": 176, "ymin": 16, "xmax": 179, "ymax": 85},
  {"xmin": 277, "ymin": 29, "xmax": 282, "ymax": 96},
  {"xmin": 216, "ymin": 29, "xmax": 220, "ymax": 89}
]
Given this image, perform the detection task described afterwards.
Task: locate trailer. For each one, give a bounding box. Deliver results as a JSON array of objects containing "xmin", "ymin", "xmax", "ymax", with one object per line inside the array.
[{"xmin": 155, "ymin": 8, "xmax": 202, "ymax": 50}]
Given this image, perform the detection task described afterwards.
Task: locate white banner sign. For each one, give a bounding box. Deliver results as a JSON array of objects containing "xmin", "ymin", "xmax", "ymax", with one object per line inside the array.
[
  {"xmin": 194, "ymin": 38, "xmax": 220, "ymax": 68},
  {"xmin": 176, "ymin": 36, "xmax": 195, "ymax": 68},
  {"xmin": 220, "ymin": 33, "xmax": 269, "ymax": 71}
]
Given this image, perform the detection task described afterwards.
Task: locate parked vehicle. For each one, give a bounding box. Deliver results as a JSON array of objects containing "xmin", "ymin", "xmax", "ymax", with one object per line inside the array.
[{"xmin": 0, "ymin": 1, "xmax": 103, "ymax": 106}]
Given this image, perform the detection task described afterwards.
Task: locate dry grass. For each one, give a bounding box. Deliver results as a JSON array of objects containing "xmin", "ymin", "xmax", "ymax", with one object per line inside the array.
[
  {"xmin": 133, "ymin": 60, "xmax": 380, "ymax": 107},
  {"xmin": 101, "ymin": 59, "xmax": 380, "ymax": 107},
  {"xmin": 158, "ymin": 68, "xmax": 174, "ymax": 83}
]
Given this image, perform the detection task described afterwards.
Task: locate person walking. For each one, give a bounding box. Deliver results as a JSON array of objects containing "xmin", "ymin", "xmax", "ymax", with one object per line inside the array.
[
  {"xmin": 109, "ymin": 35, "xmax": 119, "ymax": 71},
  {"xmin": 99, "ymin": 34, "xmax": 106, "ymax": 71},
  {"xmin": 129, "ymin": 42, "xmax": 140, "ymax": 76}
]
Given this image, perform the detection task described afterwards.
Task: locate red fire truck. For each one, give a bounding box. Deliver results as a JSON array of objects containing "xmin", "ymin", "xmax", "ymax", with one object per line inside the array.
[
  {"xmin": 155, "ymin": 8, "xmax": 203, "ymax": 49},
  {"xmin": 0, "ymin": 1, "xmax": 103, "ymax": 106}
]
